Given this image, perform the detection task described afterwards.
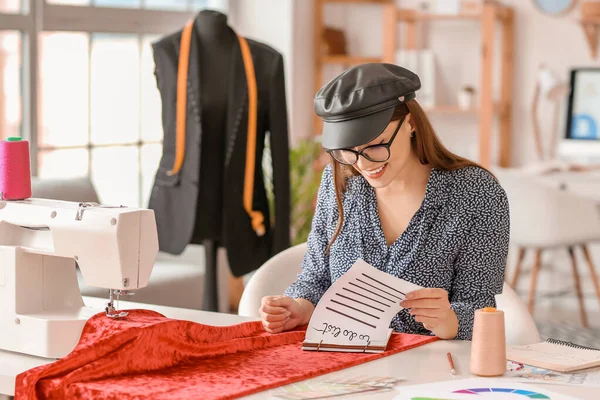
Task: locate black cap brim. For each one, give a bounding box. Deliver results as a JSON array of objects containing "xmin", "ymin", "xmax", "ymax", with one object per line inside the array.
[{"xmin": 321, "ymin": 106, "xmax": 395, "ymax": 150}]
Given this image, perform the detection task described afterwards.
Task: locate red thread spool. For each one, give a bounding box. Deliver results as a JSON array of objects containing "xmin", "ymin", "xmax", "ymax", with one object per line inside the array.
[{"xmin": 0, "ymin": 137, "xmax": 32, "ymax": 201}]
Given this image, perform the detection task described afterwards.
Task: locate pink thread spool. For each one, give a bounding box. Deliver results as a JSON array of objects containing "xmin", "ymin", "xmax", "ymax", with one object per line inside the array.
[
  {"xmin": 470, "ymin": 307, "xmax": 506, "ymax": 377},
  {"xmin": 0, "ymin": 137, "xmax": 32, "ymax": 201}
]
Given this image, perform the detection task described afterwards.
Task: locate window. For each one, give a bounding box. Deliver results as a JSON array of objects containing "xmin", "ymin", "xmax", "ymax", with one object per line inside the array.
[
  {"xmin": 0, "ymin": 31, "xmax": 21, "ymax": 140},
  {"xmin": 0, "ymin": 0, "xmax": 22, "ymax": 13},
  {"xmin": 37, "ymin": 31, "xmax": 163, "ymax": 207},
  {"xmin": 2, "ymin": 0, "xmax": 228, "ymax": 207},
  {"xmin": 38, "ymin": 31, "xmax": 163, "ymax": 207}
]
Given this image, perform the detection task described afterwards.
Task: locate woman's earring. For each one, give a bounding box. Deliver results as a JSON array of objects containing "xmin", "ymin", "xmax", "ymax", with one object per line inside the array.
[{"xmin": 411, "ymin": 131, "xmax": 415, "ymax": 138}]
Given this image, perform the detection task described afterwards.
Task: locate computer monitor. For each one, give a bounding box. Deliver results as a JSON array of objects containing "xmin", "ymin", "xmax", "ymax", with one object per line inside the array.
[{"xmin": 558, "ymin": 68, "xmax": 600, "ymax": 164}]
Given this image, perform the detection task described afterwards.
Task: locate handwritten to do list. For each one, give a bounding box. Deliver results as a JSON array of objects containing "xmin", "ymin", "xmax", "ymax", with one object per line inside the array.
[{"xmin": 302, "ymin": 259, "xmax": 424, "ymax": 353}]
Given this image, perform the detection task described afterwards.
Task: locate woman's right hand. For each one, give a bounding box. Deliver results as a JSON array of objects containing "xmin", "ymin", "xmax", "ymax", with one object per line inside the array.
[{"xmin": 259, "ymin": 295, "xmax": 310, "ymax": 334}]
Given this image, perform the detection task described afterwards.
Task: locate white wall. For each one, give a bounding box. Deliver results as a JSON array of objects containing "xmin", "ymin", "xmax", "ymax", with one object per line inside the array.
[{"xmin": 506, "ymin": 0, "xmax": 600, "ymax": 165}]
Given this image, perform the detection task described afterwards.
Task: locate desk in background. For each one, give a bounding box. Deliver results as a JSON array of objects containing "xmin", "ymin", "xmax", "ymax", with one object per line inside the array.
[
  {"xmin": 0, "ymin": 298, "xmax": 593, "ymax": 400},
  {"xmin": 516, "ymin": 162, "xmax": 600, "ymax": 202},
  {"xmin": 537, "ymin": 170, "xmax": 600, "ymax": 202}
]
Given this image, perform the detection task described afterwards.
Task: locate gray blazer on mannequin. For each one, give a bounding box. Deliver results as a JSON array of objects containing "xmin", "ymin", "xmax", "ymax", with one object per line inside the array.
[{"xmin": 148, "ymin": 21, "xmax": 291, "ymax": 277}]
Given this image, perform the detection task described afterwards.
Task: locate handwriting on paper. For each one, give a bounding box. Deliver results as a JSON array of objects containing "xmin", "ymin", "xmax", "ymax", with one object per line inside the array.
[{"xmin": 313, "ymin": 322, "xmax": 370, "ymax": 342}]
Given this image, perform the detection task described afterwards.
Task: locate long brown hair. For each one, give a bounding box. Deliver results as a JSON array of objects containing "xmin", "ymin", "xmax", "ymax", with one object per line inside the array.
[{"xmin": 326, "ymin": 99, "xmax": 484, "ymax": 253}]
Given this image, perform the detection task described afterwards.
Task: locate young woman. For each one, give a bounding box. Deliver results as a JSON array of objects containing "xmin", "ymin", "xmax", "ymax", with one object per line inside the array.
[{"xmin": 259, "ymin": 63, "xmax": 510, "ymax": 340}]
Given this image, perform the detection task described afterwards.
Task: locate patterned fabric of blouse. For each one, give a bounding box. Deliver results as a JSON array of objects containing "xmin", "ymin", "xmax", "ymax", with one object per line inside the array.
[{"xmin": 284, "ymin": 164, "xmax": 510, "ymax": 340}]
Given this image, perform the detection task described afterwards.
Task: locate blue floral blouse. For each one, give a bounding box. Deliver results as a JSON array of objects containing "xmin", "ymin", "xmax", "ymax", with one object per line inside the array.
[{"xmin": 284, "ymin": 164, "xmax": 510, "ymax": 340}]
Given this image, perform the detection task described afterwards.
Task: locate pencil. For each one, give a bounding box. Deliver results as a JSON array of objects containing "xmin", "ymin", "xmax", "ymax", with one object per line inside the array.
[{"xmin": 447, "ymin": 352, "xmax": 456, "ymax": 375}]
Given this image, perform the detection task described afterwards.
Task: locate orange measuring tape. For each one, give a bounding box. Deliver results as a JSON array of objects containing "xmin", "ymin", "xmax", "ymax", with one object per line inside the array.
[{"xmin": 167, "ymin": 20, "xmax": 265, "ymax": 237}]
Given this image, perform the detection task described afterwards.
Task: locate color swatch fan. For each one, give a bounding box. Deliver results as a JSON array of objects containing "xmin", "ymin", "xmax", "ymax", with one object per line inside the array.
[
  {"xmin": 393, "ymin": 378, "xmax": 579, "ymax": 400},
  {"xmin": 302, "ymin": 259, "xmax": 423, "ymax": 353},
  {"xmin": 452, "ymin": 387, "xmax": 551, "ymax": 398}
]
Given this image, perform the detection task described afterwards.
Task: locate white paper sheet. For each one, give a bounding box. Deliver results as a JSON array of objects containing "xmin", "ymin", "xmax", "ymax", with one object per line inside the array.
[{"xmin": 303, "ymin": 259, "xmax": 423, "ymax": 349}]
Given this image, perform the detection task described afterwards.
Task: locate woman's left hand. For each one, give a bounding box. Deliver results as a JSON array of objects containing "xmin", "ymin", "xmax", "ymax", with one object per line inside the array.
[{"xmin": 399, "ymin": 288, "xmax": 458, "ymax": 340}]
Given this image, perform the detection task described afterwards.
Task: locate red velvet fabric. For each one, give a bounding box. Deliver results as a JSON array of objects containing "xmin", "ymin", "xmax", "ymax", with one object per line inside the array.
[{"xmin": 15, "ymin": 310, "xmax": 438, "ymax": 400}]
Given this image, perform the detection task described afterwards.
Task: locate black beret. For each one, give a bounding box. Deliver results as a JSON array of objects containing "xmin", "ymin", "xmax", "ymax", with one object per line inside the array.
[{"xmin": 314, "ymin": 63, "xmax": 421, "ymax": 150}]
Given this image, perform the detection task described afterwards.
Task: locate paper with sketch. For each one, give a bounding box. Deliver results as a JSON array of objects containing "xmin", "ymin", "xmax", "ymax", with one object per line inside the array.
[
  {"xmin": 502, "ymin": 364, "xmax": 600, "ymax": 387},
  {"xmin": 271, "ymin": 375, "xmax": 402, "ymax": 400},
  {"xmin": 302, "ymin": 259, "xmax": 423, "ymax": 353}
]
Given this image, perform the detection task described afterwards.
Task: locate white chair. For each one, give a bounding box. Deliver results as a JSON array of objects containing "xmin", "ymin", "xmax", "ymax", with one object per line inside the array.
[
  {"xmin": 494, "ymin": 167, "xmax": 600, "ymax": 328},
  {"xmin": 237, "ymin": 242, "xmax": 307, "ymax": 317},
  {"xmin": 497, "ymin": 283, "xmax": 541, "ymax": 345},
  {"xmin": 238, "ymin": 242, "xmax": 539, "ymax": 345}
]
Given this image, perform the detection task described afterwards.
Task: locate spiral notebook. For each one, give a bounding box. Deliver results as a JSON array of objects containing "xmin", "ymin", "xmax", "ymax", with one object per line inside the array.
[{"xmin": 507, "ymin": 338, "xmax": 600, "ymax": 373}]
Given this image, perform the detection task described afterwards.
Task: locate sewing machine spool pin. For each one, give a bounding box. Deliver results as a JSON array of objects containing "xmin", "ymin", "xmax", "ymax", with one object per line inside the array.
[
  {"xmin": 76, "ymin": 202, "xmax": 93, "ymax": 221},
  {"xmin": 75, "ymin": 202, "xmax": 128, "ymax": 221}
]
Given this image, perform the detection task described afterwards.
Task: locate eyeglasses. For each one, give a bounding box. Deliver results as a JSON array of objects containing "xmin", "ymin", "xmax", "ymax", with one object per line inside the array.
[{"xmin": 327, "ymin": 116, "xmax": 405, "ymax": 166}]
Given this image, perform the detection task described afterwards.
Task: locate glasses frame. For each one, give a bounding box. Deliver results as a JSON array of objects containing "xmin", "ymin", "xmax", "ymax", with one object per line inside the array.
[{"xmin": 327, "ymin": 115, "xmax": 406, "ymax": 166}]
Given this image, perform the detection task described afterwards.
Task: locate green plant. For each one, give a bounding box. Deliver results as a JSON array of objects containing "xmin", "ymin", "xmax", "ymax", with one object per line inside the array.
[
  {"xmin": 263, "ymin": 136, "xmax": 325, "ymax": 246},
  {"xmin": 289, "ymin": 138, "xmax": 324, "ymax": 245}
]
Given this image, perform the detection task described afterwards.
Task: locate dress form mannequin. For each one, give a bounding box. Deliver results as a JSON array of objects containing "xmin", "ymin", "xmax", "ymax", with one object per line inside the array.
[
  {"xmin": 150, "ymin": 8, "xmax": 291, "ymax": 314},
  {"xmin": 190, "ymin": 10, "xmax": 238, "ymax": 312}
]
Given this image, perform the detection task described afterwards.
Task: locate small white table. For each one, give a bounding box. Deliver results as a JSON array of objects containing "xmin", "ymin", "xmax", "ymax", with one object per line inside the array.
[{"xmin": 0, "ymin": 298, "xmax": 594, "ymax": 399}]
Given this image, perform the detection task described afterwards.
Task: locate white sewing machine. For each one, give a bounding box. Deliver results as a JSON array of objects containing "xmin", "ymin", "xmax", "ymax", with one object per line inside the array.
[{"xmin": 0, "ymin": 198, "xmax": 159, "ymax": 359}]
